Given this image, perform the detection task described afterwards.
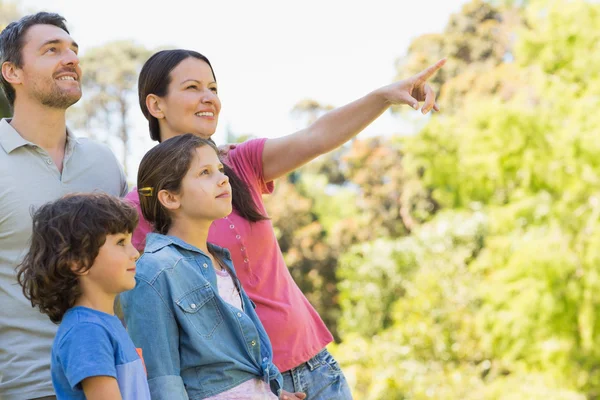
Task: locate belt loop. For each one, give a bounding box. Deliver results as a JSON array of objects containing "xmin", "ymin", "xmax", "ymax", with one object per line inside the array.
[{"xmin": 306, "ymin": 350, "xmax": 324, "ymax": 371}]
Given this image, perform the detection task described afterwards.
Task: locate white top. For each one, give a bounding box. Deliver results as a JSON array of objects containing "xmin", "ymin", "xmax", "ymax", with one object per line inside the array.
[
  {"xmin": 210, "ymin": 267, "xmax": 278, "ymax": 400},
  {"xmin": 215, "ymin": 267, "xmax": 243, "ymax": 310}
]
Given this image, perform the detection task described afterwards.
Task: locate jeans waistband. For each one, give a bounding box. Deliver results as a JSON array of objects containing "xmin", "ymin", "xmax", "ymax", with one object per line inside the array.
[{"xmin": 305, "ymin": 348, "xmax": 328, "ymax": 371}]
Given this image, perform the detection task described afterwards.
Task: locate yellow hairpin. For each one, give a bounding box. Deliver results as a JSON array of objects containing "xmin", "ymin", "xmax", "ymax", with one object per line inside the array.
[{"xmin": 138, "ymin": 187, "xmax": 155, "ymax": 197}]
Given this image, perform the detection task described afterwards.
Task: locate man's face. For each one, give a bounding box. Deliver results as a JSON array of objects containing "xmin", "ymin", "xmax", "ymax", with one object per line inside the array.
[{"xmin": 17, "ymin": 24, "xmax": 82, "ymax": 109}]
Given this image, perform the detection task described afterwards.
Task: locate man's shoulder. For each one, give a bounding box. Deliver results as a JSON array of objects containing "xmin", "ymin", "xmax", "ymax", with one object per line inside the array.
[{"xmin": 73, "ymin": 136, "xmax": 115, "ymax": 155}]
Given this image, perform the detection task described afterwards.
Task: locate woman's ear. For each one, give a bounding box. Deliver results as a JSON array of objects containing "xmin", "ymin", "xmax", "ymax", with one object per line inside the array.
[
  {"xmin": 146, "ymin": 94, "xmax": 165, "ymax": 119},
  {"xmin": 157, "ymin": 189, "xmax": 181, "ymax": 211}
]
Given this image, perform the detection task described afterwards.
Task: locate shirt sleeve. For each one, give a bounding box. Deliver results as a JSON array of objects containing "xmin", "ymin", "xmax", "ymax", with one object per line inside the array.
[
  {"xmin": 227, "ymin": 138, "xmax": 274, "ymax": 195},
  {"xmin": 124, "ymin": 188, "xmax": 152, "ymax": 252},
  {"xmin": 57, "ymin": 322, "xmax": 117, "ymax": 390},
  {"xmin": 121, "ymin": 280, "xmax": 188, "ymax": 400}
]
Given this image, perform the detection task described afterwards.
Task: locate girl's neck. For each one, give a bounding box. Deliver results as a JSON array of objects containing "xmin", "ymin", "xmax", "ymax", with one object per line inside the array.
[{"xmin": 167, "ymin": 218, "xmax": 212, "ymax": 255}]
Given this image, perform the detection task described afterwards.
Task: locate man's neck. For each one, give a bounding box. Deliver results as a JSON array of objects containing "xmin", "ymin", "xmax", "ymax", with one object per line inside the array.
[{"xmin": 9, "ymin": 101, "xmax": 68, "ymax": 150}]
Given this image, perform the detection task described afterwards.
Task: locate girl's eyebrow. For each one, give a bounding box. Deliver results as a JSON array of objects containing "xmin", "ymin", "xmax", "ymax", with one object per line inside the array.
[{"xmin": 197, "ymin": 163, "xmax": 224, "ymax": 169}]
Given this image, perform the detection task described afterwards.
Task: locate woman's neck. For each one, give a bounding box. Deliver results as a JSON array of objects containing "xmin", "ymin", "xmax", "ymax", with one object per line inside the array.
[{"xmin": 167, "ymin": 217, "xmax": 212, "ymax": 255}]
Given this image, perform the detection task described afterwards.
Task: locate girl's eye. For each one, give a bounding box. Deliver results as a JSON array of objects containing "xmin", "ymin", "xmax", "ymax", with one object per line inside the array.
[
  {"xmin": 117, "ymin": 239, "xmax": 125, "ymax": 246},
  {"xmin": 45, "ymin": 47, "xmax": 57, "ymax": 54},
  {"xmin": 200, "ymin": 169, "xmax": 209, "ymax": 175},
  {"xmin": 186, "ymin": 85, "xmax": 198, "ymax": 90},
  {"xmin": 210, "ymin": 87, "xmax": 218, "ymax": 94}
]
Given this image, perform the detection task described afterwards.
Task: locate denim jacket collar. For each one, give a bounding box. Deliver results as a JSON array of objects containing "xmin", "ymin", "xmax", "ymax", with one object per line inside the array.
[{"xmin": 145, "ymin": 232, "xmax": 232, "ymax": 260}]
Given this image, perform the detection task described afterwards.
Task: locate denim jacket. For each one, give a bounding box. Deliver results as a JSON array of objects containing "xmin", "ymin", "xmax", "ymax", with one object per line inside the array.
[{"xmin": 120, "ymin": 233, "xmax": 282, "ymax": 400}]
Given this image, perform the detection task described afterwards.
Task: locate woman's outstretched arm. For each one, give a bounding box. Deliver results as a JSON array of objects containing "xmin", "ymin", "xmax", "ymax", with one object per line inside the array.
[{"xmin": 262, "ymin": 58, "xmax": 446, "ymax": 182}]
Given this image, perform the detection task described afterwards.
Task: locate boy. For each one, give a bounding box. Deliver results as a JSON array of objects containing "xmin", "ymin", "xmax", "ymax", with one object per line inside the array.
[{"xmin": 16, "ymin": 193, "xmax": 150, "ymax": 400}]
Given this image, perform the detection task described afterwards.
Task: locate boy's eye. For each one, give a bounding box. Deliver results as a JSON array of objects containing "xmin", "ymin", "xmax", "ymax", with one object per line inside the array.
[
  {"xmin": 186, "ymin": 85, "xmax": 198, "ymax": 90},
  {"xmin": 210, "ymin": 87, "xmax": 218, "ymax": 94},
  {"xmin": 117, "ymin": 239, "xmax": 126, "ymax": 246},
  {"xmin": 45, "ymin": 47, "xmax": 57, "ymax": 54}
]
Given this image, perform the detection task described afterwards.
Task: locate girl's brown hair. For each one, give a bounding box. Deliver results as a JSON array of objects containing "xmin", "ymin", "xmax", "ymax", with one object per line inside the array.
[
  {"xmin": 137, "ymin": 134, "xmax": 221, "ymax": 235},
  {"xmin": 16, "ymin": 193, "xmax": 139, "ymax": 323},
  {"xmin": 138, "ymin": 49, "xmax": 268, "ymax": 223},
  {"xmin": 137, "ymin": 134, "xmax": 242, "ymax": 289}
]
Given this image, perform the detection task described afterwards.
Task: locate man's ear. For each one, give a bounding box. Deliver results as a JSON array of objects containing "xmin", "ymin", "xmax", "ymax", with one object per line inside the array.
[
  {"xmin": 157, "ymin": 189, "xmax": 181, "ymax": 211},
  {"xmin": 1, "ymin": 61, "xmax": 22, "ymax": 86}
]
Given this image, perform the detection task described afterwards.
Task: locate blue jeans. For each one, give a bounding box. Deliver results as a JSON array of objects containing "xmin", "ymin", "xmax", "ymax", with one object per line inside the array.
[{"xmin": 281, "ymin": 348, "xmax": 353, "ymax": 399}]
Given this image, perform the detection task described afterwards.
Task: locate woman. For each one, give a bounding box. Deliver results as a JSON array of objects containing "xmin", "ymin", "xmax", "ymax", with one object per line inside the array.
[{"xmin": 126, "ymin": 49, "xmax": 445, "ymax": 399}]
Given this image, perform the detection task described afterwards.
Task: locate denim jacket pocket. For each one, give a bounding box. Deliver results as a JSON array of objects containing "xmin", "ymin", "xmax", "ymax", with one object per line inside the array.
[{"xmin": 176, "ymin": 284, "xmax": 223, "ymax": 339}]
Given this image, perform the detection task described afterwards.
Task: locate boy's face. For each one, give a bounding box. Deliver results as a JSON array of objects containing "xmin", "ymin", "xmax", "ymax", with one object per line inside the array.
[{"xmin": 83, "ymin": 233, "xmax": 139, "ymax": 295}]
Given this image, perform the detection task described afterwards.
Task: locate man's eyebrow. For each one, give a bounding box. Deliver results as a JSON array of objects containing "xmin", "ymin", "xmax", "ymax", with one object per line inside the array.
[{"xmin": 39, "ymin": 38, "xmax": 79, "ymax": 50}]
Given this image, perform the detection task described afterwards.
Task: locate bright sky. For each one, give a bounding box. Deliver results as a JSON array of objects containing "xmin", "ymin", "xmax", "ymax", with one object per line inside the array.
[{"xmin": 17, "ymin": 0, "xmax": 468, "ymax": 180}]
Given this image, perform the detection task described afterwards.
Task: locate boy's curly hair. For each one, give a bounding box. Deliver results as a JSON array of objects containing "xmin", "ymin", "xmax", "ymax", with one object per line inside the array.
[{"xmin": 16, "ymin": 192, "xmax": 138, "ymax": 323}]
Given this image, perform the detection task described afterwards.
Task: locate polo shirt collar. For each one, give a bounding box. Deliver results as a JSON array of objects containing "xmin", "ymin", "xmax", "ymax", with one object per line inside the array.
[{"xmin": 0, "ymin": 118, "xmax": 80, "ymax": 154}]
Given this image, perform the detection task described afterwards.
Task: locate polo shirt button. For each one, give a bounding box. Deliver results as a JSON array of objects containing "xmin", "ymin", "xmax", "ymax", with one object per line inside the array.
[
  {"xmin": 237, "ymin": 312, "xmax": 242, "ymax": 317},
  {"xmin": 251, "ymin": 340, "xmax": 256, "ymax": 346},
  {"xmin": 229, "ymin": 224, "xmax": 235, "ymax": 229},
  {"xmin": 236, "ymin": 235, "xmax": 241, "ymax": 240},
  {"xmin": 191, "ymin": 304, "xmax": 196, "ymax": 309},
  {"xmin": 244, "ymin": 258, "xmax": 249, "ymax": 263},
  {"xmin": 203, "ymin": 263, "xmax": 208, "ymax": 268},
  {"xmin": 240, "ymin": 247, "xmax": 245, "ymax": 251},
  {"xmin": 263, "ymin": 357, "xmax": 268, "ymax": 362},
  {"xmin": 46, "ymin": 159, "xmax": 52, "ymax": 164}
]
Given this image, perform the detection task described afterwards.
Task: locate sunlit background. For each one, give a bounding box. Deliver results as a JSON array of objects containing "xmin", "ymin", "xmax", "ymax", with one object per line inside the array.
[{"xmin": 3, "ymin": 0, "xmax": 600, "ymax": 398}]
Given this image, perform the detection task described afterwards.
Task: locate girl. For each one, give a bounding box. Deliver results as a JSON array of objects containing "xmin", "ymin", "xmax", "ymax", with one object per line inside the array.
[
  {"xmin": 120, "ymin": 134, "xmax": 304, "ymax": 400},
  {"xmin": 126, "ymin": 49, "xmax": 445, "ymax": 399}
]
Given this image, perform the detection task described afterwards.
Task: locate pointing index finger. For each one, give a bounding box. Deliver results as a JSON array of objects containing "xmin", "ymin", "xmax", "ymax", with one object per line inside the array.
[{"xmin": 414, "ymin": 58, "xmax": 447, "ymax": 84}]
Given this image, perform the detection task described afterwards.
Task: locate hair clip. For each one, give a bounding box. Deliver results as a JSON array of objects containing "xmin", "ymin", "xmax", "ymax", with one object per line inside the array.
[{"xmin": 138, "ymin": 187, "xmax": 155, "ymax": 197}]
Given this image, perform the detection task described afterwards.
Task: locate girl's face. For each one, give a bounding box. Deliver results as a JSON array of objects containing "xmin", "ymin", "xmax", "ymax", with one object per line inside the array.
[
  {"xmin": 156, "ymin": 57, "xmax": 221, "ymax": 142},
  {"xmin": 175, "ymin": 146, "xmax": 232, "ymax": 223}
]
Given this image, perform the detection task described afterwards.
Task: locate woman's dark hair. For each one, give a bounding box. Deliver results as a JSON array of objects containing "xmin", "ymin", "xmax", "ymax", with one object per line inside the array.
[
  {"xmin": 16, "ymin": 193, "xmax": 139, "ymax": 323},
  {"xmin": 138, "ymin": 49, "xmax": 268, "ymax": 223}
]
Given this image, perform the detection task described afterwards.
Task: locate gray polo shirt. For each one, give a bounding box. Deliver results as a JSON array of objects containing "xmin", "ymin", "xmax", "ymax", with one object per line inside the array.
[{"xmin": 0, "ymin": 118, "xmax": 128, "ymax": 399}]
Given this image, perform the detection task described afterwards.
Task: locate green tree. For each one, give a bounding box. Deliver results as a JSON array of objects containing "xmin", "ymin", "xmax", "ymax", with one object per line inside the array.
[
  {"xmin": 395, "ymin": 0, "xmax": 524, "ymax": 113},
  {"xmin": 331, "ymin": 0, "xmax": 600, "ymax": 397}
]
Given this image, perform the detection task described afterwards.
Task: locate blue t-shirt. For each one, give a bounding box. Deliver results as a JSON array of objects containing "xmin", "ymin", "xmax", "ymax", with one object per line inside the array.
[{"xmin": 51, "ymin": 306, "xmax": 151, "ymax": 399}]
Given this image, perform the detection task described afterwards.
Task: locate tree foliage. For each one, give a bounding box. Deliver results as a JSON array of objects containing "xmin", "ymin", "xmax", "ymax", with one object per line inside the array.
[{"xmin": 267, "ymin": 0, "xmax": 600, "ymax": 397}]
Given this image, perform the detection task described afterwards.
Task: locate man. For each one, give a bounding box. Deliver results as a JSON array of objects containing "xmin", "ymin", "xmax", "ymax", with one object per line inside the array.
[{"xmin": 0, "ymin": 12, "xmax": 128, "ymax": 399}]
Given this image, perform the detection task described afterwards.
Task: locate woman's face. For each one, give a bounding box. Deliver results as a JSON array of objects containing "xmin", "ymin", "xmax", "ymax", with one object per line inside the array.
[{"xmin": 155, "ymin": 57, "xmax": 221, "ymax": 142}]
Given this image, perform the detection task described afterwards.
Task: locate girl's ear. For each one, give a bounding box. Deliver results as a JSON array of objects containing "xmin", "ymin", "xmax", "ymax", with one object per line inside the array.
[
  {"xmin": 157, "ymin": 189, "xmax": 181, "ymax": 211},
  {"xmin": 146, "ymin": 94, "xmax": 165, "ymax": 119}
]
